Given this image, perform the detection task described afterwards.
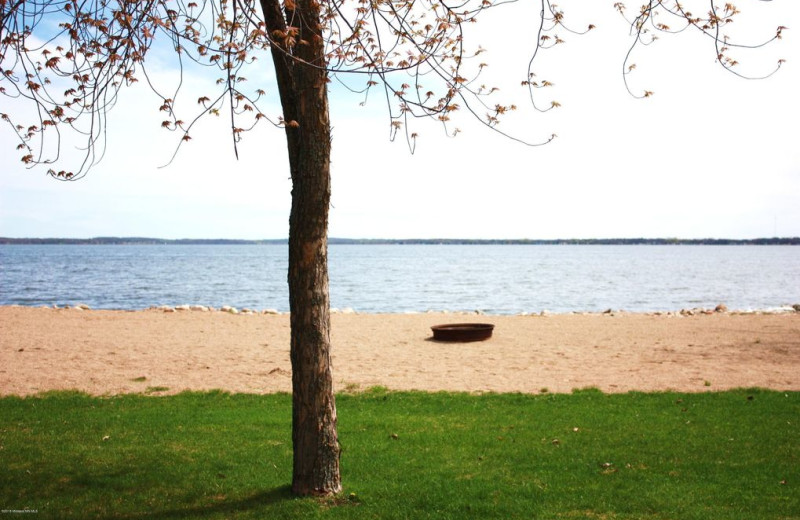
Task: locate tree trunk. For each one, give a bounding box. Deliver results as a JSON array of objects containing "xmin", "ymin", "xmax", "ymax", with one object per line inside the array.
[{"xmin": 260, "ymin": 0, "xmax": 341, "ymax": 496}]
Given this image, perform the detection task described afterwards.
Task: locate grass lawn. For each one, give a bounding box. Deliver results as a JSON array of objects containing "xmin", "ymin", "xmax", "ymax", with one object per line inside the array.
[{"xmin": 1, "ymin": 388, "xmax": 797, "ymax": 519}]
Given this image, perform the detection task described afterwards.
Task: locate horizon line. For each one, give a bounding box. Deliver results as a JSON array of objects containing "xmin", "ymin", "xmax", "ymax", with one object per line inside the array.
[{"xmin": 2, "ymin": 236, "xmax": 799, "ymax": 244}]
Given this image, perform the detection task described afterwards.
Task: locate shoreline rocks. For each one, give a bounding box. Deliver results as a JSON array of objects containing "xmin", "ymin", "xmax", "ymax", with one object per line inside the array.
[{"xmin": 27, "ymin": 302, "xmax": 800, "ymax": 316}]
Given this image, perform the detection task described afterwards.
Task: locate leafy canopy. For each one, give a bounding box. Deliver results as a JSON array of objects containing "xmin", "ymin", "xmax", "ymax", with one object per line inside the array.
[{"xmin": 0, "ymin": 0, "xmax": 785, "ymax": 178}]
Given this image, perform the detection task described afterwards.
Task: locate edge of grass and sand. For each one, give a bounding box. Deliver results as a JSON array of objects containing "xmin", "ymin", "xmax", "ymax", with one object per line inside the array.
[{"xmin": 1, "ymin": 305, "xmax": 798, "ymax": 518}]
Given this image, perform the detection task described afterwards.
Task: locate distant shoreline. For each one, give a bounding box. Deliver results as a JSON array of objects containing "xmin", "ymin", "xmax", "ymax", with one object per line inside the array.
[{"xmin": 1, "ymin": 237, "xmax": 799, "ymax": 245}]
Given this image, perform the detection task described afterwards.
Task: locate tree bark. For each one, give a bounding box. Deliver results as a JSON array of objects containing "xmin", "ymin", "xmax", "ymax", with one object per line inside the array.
[{"xmin": 260, "ymin": 0, "xmax": 341, "ymax": 496}]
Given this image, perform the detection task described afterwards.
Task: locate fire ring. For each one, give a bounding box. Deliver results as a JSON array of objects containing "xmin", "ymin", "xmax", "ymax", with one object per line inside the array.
[{"xmin": 430, "ymin": 323, "xmax": 494, "ymax": 342}]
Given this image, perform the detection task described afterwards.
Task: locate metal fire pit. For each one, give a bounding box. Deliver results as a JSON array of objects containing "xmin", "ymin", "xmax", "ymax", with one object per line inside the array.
[{"xmin": 431, "ymin": 323, "xmax": 494, "ymax": 342}]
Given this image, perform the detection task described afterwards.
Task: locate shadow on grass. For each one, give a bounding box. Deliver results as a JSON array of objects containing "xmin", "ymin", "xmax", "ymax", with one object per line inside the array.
[{"xmin": 116, "ymin": 485, "xmax": 295, "ymax": 519}]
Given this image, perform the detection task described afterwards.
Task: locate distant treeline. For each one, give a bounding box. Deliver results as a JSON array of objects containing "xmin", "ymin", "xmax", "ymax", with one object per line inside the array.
[
  {"xmin": 329, "ymin": 237, "xmax": 800, "ymax": 246},
  {"xmin": 0, "ymin": 237, "xmax": 284, "ymax": 245},
  {"xmin": 1, "ymin": 237, "xmax": 799, "ymax": 245}
]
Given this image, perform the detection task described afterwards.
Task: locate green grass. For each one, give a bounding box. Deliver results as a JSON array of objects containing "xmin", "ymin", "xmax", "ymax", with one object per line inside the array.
[{"xmin": 1, "ymin": 388, "xmax": 797, "ymax": 519}]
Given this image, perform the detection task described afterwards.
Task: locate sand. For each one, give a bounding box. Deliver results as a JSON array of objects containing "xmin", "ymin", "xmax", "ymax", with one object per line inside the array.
[{"xmin": 1, "ymin": 306, "xmax": 798, "ymax": 396}]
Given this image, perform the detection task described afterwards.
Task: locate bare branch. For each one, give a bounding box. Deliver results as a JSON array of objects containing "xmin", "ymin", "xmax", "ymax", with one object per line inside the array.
[{"xmin": 0, "ymin": 0, "xmax": 786, "ymax": 177}]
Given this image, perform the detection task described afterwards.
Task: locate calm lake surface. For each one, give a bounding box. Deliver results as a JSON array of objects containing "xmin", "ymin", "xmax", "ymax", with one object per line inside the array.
[{"xmin": 1, "ymin": 244, "xmax": 798, "ymax": 314}]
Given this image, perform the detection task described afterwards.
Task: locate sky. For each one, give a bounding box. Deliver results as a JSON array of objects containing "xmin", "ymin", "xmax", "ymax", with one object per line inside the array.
[{"xmin": 1, "ymin": 2, "xmax": 798, "ymax": 240}]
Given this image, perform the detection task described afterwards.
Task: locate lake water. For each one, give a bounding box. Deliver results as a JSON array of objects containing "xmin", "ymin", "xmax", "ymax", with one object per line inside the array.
[{"xmin": 0, "ymin": 244, "xmax": 798, "ymax": 314}]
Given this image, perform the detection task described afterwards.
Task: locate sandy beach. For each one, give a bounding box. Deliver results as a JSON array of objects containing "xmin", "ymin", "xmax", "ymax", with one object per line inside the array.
[{"xmin": 1, "ymin": 305, "xmax": 798, "ymax": 396}]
